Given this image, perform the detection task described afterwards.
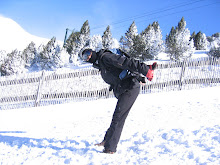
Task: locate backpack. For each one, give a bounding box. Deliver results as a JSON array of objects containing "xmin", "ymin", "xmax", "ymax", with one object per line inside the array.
[{"xmin": 94, "ymin": 48, "xmax": 146, "ymax": 83}]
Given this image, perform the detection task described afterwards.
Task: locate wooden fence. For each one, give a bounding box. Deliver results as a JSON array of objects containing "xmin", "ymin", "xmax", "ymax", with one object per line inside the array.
[{"xmin": 0, "ymin": 57, "xmax": 219, "ymax": 110}]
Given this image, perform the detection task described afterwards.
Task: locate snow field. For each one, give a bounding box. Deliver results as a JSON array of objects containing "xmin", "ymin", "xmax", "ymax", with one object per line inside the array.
[{"xmin": 0, "ymin": 86, "xmax": 220, "ymax": 164}]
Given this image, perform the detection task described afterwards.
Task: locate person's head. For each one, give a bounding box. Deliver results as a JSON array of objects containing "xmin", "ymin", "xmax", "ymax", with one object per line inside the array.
[{"xmin": 81, "ymin": 49, "xmax": 97, "ymax": 63}]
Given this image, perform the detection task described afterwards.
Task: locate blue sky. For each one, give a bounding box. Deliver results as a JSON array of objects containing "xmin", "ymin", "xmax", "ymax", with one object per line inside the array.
[{"xmin": 0, "ymin": 0, "xmax": 219, "ymax": 42}]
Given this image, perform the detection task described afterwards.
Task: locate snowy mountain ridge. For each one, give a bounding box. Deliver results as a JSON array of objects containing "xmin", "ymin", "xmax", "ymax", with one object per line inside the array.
[{"xmin": 0, "ymin": 16, "xmax": 50, "ymax": 53}]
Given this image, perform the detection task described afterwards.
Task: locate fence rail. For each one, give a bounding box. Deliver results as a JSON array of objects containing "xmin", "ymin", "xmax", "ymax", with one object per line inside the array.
[{"xmin": 0, "ymin": 57, "xmax": 220, "ymax": 110}]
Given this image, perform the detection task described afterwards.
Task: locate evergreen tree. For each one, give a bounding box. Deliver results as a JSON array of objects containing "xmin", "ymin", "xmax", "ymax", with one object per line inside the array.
[
  {"xmin": 165, "ymin": 17, "xmax": 194, "ymax": 60},
  {"xmin": 194, "ymin": 31, "xmax": 208, "ymax": 50},
  {"xmin": 141, "ymin": 24, "xmax": 154, "ymax": 60},
  {"xmin": 37, "ymin": 37, "xmax": 63, "ymax": 70},
  {"xmin": 79, "ymin": 20, "xmax": 90, "ymax": 50},
  {"xmin": 165, "ymin": 27, "xmax": 177, "ymax": 59},
  {"xmin": 208, "ymin": 46, "xmax": 220, "ymax": 58},
  {"xmin": 102, "ymin": 25, "xmax": 113, "ymax": 49},
  {"xmin": 110, "ymin": 38, "xmax": 120, "ymax": 49},
  {"xmin": 21, "ymin": 42, "xmax": 37, "ymax": 68},
  {"xmin": 64, "ymin": 30, "xmax": 80, "ymax": 55},
  {"xmin": 141, "ymin": 21, "xmax": 164, "ymax": 60},
  {"xmin": 212, "ymin": 33, "xmax": 220, "ymax": 38},
  {"xmin": 130, "ymin": 35, "xmax": 147, "ymax": 60},
  {"xmin": 80, "ymin": 20, "xmax": 90, "ymax": 43},
  {"xmin": 65, "ymin": 20, "xmax": 90, "ymax": 64},
  {"xmin": 0, "ymin": 50, "xmax": 7, "ymax": 69},
  {"xmin": 119, "ymin": 36, "xmax": 126, "ymax": 51},
  {"xmin": 190, "ymin": 31, "xmax": 196, "ymax": 41},
  {"xmin": 120, "ymin": 21, "xmax": 138, "ymax": 54},
  {"xmin": 207, "ymin": 32, "xmax": 220, "ymax": 50},
  {"xmin": 0, "ymin": 50, "xmax": 26, "ymax": 76},
  {"xmin": 177, "ymin": 17, "xmax": 186, "ymax": 32},
  {"xmin": 89, "ymin": 35, "xmax": 103, "ymax": 52},
  {"xmin": 0, "ymin": 50, "xmax": 6, "ymax": 76}
]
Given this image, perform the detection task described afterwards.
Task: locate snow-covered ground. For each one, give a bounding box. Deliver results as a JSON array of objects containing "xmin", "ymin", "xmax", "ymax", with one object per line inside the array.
[{"xmin": 0, "ymin": 86, "xmax": 219, "ymax": 165}]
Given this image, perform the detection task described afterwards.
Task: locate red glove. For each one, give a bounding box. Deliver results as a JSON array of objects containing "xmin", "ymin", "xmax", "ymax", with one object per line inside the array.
[{"xmin": 146, "ymin": 62, "xmax": 157, "ymax": 81}]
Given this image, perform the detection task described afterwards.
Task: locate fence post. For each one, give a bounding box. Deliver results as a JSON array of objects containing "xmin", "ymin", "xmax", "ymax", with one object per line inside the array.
[
  {"xmin": 179, "ymin": 60, "xmax": 187, "ymax": 90},
  {"xmin": 35, "ymin": 70, "xmax": 45, "ymax": 107}
]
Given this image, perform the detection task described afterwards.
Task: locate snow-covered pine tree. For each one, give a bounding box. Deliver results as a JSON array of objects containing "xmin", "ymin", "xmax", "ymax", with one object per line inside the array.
[
  {"xmin": 120, "ymin": 21, "xmax": 138, "ymax": 55},
  {"xmin": 89, "ymin": 35, "xmax": 103, "ymax": 52},
  {"xmin": 141, "ymin": 22, "xmax": 164, "ymax": 60},
  {"xmin": 194, "ymin": 31, "xmax": 208, "ymax": 50},
  {"xmin": 80, "ymin": 20, "xmax": 90, "ymax": 43},
  {"xmin": 208, "ymin": 46, "xmax": 220, "ymax": 58},
  {"xmin": 152, "ymin": 22, "xmax": 164, "ymax": 58},
  {"xmin": 207, "ymin": 33, "xmax": 220, "ymax": 58},
  {"xmin": 131, "ymin": 34, "xmax": 147, "ymax": 60},
  {"xmin": 0, "ymin": 49, "xmax": 26, "ymax": 76},
  {"xmin": 66, "ymin": 20, "xmax": 90, "ymax": 64},
  {"xmin": 177, "ymin": 17, "xmax": 194, "ymax": 59},
  {"xmin": 190, "ymin": 31, "xmax": 196, "ymax": 41},
  {"xmin": 177, "ymin": 17, "xmax": 185, "ymax": 31},
  {"xmin": 207, "ymin": 32, "xmax": 220, "ymax": 50},
  {"xmin": 0, "ymin": 50, "xmax": 7, "ymax": 76},
  {"xmin": 21, "ymin": 41, "xmax": 37, "ymax": 68},
  {"xmin": 165, "ymin": 27, "xmax": 177, "ymax": 59},
  {"xmin": 110, "ymin": 38, "xmax": 120, "ymax": 49},
  {"xmin": 38, "ymin": 37, "xmax": 63, "ymax": 70},
  {"xmin": 75, "ymin": 20, "xmax": 90, "ymax": 63},
  {"xmin": 140, "ymin": 24, "xmax": 153, "ymax": 60},
  {"xmin": 165, "ymin": 17, "xmax": 194, "ymax": 61},
  {"xmin": 31, "ymin": 44, "xmax": 44, "ymax": 69},
  {"xmin": 0, "ymin": 50, "xmax": 7, "ymax": 67},
  {"xmin": 64, "ymin": 30, "xmax": 80, "ymax": 55},
  {"xmin": 102, "ymin": 25, "xmax": 113, "ymax": 49}
]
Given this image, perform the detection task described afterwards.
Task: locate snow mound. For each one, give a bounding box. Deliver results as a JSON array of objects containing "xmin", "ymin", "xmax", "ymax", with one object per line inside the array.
[{"xmin": 0, "ymin": 16, "xmax": 49, "ymax": 53}]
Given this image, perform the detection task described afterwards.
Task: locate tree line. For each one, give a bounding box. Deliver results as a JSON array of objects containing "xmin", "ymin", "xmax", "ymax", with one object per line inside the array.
[{"xmin": 0, "ymin": 17, "xmax": 219, "ymax": 76}]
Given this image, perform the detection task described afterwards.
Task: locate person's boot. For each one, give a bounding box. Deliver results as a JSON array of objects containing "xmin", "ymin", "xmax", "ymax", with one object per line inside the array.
[
  {"xmin": 102, "ymin": 148, "xmax": 115, "ymax": 154},
  {"xmin": 95, "ymin": 140, "xmax": 105, "ymax": 147}
]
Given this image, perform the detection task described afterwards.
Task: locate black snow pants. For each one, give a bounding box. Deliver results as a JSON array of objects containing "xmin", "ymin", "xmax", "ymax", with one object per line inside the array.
[{"xmin": 103, "ymin": 83, "xmax": 140, "ymax": 152}]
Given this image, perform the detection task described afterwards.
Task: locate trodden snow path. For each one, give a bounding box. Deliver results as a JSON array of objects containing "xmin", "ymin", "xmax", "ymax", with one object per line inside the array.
[{"xmin": 0, "ymin": 86, "xmax": 220, "ymax": 165}]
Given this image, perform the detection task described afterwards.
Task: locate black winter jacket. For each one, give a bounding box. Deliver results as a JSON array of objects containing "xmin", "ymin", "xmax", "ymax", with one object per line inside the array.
[{"xmin": 94, "ymin": 50, "xmax": 150, "ymax": 98}]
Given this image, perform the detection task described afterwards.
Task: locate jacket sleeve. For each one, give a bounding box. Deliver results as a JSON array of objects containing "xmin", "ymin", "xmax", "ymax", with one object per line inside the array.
[{"xmin": 102, "ymin": 52, "xmax": 149, "ymax": 76}]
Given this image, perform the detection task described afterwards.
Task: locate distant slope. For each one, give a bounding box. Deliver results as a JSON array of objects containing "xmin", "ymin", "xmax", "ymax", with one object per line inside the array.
[{"xmin": 0, "ymin": 16, "xmax": 49, "ymax": 52}]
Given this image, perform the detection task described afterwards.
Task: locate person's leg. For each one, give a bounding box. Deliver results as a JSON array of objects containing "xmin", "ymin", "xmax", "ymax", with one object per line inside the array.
[{"xmin": 103, "ymin": 86, "xmax": 140, "ymax": 152}]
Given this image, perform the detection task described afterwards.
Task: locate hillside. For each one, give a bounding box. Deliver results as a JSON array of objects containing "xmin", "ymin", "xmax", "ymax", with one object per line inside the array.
[{"xmin": 0, "ymin": 16, "xmax": 50, "ymax": 53}]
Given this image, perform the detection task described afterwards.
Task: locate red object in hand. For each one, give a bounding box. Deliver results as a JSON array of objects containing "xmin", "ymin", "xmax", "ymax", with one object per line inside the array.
[
  {"xmin": 146, "ymin": 62, "xmax": 157, "ymax": 81},
  {"xmin": 151, "ymin": 62, "xmax": 157, "ymax": 70}
]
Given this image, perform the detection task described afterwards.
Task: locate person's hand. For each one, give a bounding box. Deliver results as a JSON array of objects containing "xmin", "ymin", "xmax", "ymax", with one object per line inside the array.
[{"xmin": 146, "ymin": 62, "xmax": 157, "ymax": 81}]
